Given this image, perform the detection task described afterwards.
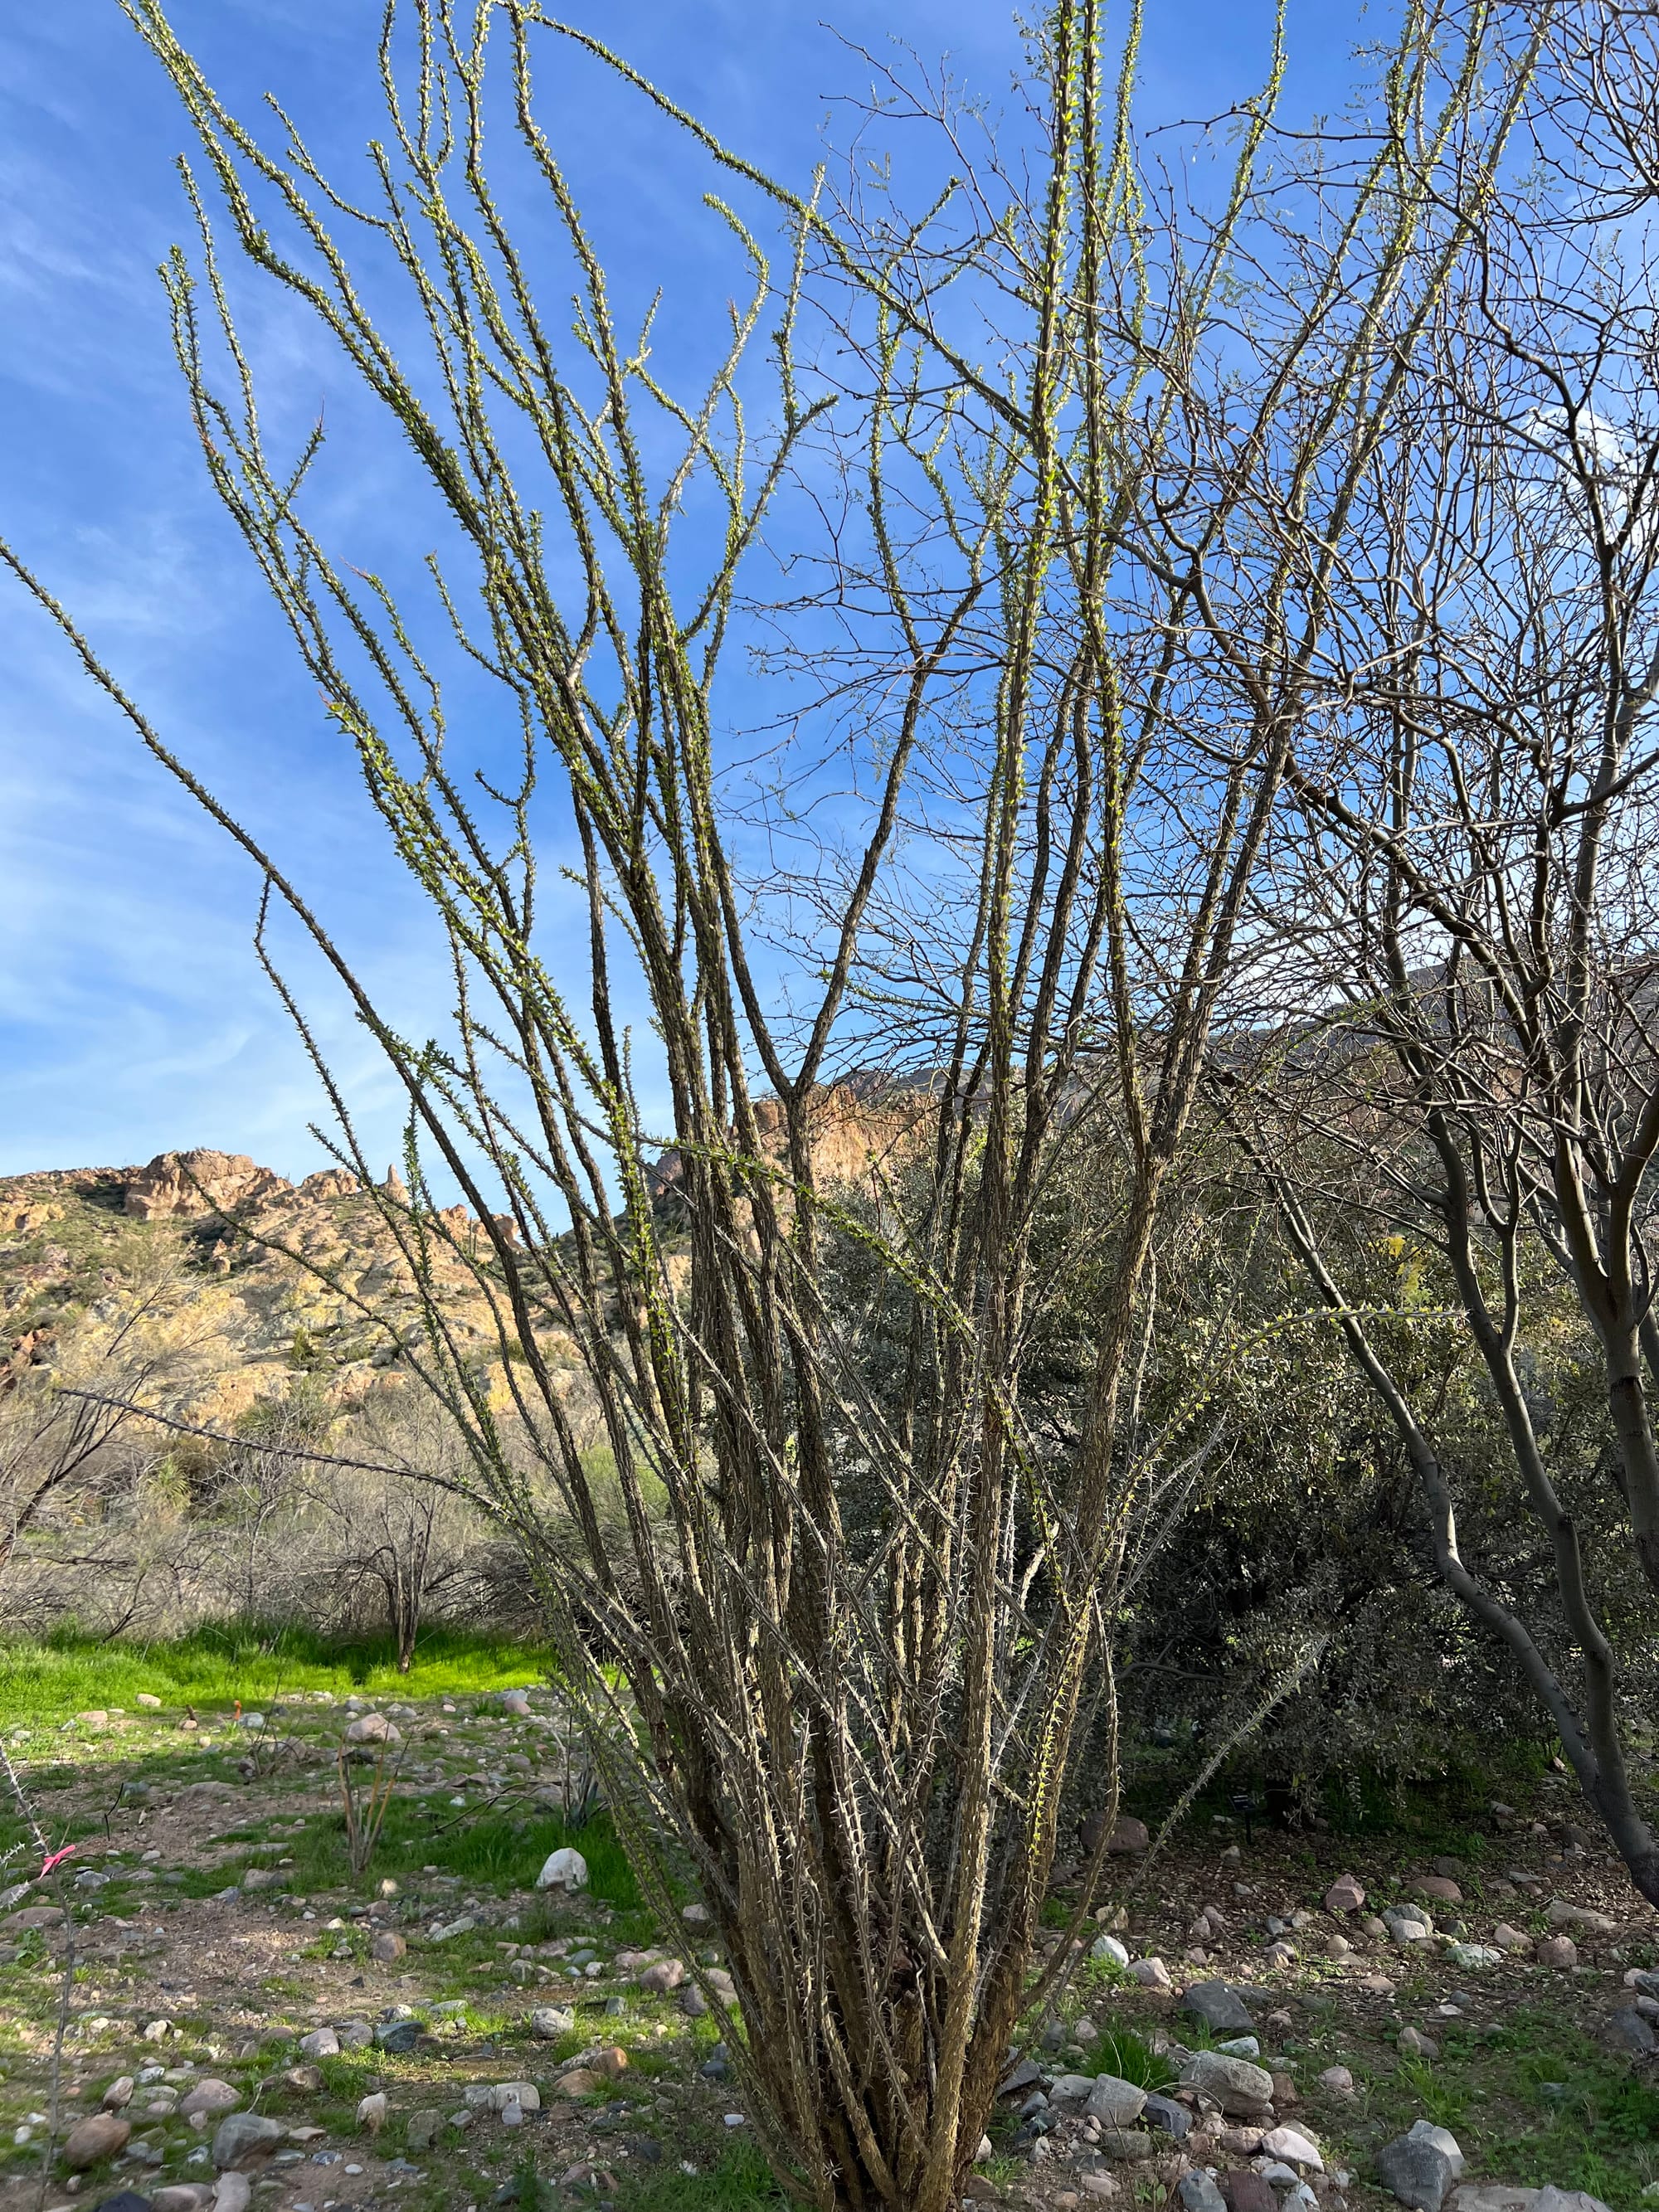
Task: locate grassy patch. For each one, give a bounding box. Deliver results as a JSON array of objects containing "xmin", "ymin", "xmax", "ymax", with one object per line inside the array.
[
  {"xmin": 1339, "ymin": 2005, "xmax": 1659, "ymax": 2211},
  {"xmin": 0, "ymin": 1623, "xmax": 554, "ymax": 1725},
  {"xmin": 235, "ymin": 1797, "xmax": 641, "ymax": 1907},
  {"xmin": 1078, "ymin": 2022, "xmax": 1176, "ymax": 2091},
  {"xmin": 615, "ymin": 2138, "xmax": 784, "ymax": 2212}
]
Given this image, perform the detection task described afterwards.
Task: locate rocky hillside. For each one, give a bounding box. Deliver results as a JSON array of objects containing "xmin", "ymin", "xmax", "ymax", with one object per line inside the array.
[
  {"xmin": 0, "ymin": 1150, "xmax": 523, "ymax": 1429},
  {"xmin": 0, "ymin": 1083, "xmax": 927, "ymax": 1430}
]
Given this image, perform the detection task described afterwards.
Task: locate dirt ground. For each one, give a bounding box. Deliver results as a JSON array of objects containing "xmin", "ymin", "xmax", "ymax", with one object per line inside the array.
[{"xmin": 2, "ymin": 1695, "xmax": 1657, "ymax": 2212}]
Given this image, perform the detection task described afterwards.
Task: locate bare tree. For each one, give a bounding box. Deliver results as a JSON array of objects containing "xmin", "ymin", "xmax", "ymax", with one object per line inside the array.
[
  {"xmin": 312, "ymin": 1393, "xmax": 483, "ymax": 1669},
  {"xmin": 0, "ymin": 1280, "xmax": 193, "ymax": 1583},
  {"xmin": 2, "ymin": 1, "xmax": 1530, "ymax": 2202},
  {"xmin": 1226, "ymin": 2, "xmax": 1659, "ymax": 1904}
]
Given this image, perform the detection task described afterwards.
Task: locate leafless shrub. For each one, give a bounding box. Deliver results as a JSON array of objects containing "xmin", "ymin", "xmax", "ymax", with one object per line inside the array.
[{"xmin": 4, "ymin": 0, "xmax": 1541, "ymax": 2200}]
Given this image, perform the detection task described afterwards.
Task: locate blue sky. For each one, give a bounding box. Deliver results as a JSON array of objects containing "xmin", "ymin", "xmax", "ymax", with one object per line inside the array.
[{"xmin": 0, "ymin": 0, "xmax": 1356, "ymax": 1184}]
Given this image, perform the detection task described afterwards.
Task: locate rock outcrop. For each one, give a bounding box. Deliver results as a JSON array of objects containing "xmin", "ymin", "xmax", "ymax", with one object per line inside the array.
[{"xmin": 122, "ymin": 1149, "xmax": 294, "ymax": 1222}]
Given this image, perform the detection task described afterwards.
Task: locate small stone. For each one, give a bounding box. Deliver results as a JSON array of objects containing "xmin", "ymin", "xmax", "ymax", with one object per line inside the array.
[
  {"xmin": 1269, "ymin": 2072, "xmax": 1298, "ymax": 2109},
  {"xmin": 177, "ymin": 2083, "xmax": 240, "ymax": 2122},
  {"xmin": 1492, "ymin": 1924, "xmax": 1534, "ymax": 1954},
  {"xmin": 406, "ymin": 2111, "xmax": 444, "ymax": 2153},
  {"xmin": 1405, "ymin": 2122, "xmax": 1463, "ymax": 2179},
  {"xmin": 680, "ymin": 1984, "xmax": 709, "ymax": 2016},
  {"xmin": 370, "ymin": 1931, "xmax": 406, "ymax": 1964},
  {"xmin": 103, "ymin": 2077, "xmax": 135, "ymax": 2110},
  {"xmin": 1129, "ymin": 1957, "xmax": 1172, "ymax": 1989},
  {"xmin": 213, "ymin": 2175, "xmax": 251, "ymax": 2212},
  {"xmin": 343, "ymin": 1714, "xmax": 400, "ymax": 1744},
  {"xmin": 137, "ymin": 1694, "xmax": 163, "ymax": 1709},
  {"xmin": 1545, "ymin": 1899, "xmax": 1618, "ymax": 1933},
  {"xmin": 1091, "ymin": 1934, "xmax": 1131, "ymax": 1966},
  {"xmin": 536, "ymin": 1847, "xmax": 588, "ymax": 1892},
  {"xmin": 211, "ymin": 2115, "xmax": 285, "ymax": 2170},
  {"xmin": 1107, "ymin": 1816, "xmax": 1151, "ymax": 1853},
  {"xmin": 1318, "ymin": 2066, "xmax": 1354, "ymax": 2094},
  {"xmin": 1141, "ymin": 2093, "xmax": 1190, "ymax": 2139},
  {"xmin": 298, "ymin": 2030, "xmax": 339, "ymax": 2060},
  {"xmin": 1537, "ymin": 1935, "xmax": 1579, "ymax": 1971},
  {"xmin": 1603, "ymin": 2008, "xmax": 1658, "ymax": 2056},
  {"xmin": 1087, "ymin": 2076, "xmax": 1148, "ymax": 2127},
  {"xmin": 1180, "ymin": 2051, "xmax": 1275, "ymax": 2115},
  {"xmin": 530, "ymin": 2005, "xmax": 575, "ymax": 2039},
  {"xmin": 1322, "ymin": 1932, "xmax": 1353, "ymax": 1962},
  {"xmin": 640, "ymin": 1957, "xmax": 685, "ymax": 1993},
  {"xmin": 1182, "ymin": 1981, "xmax": 1255, "ymax": 2035},
  {"xmin": 1324, "ymin": 1875, "xmax": 1365, "ymax": 1914},
  {"xmin": 1179, "ymin": 2175, "xmax": 1228, "ymax": 2212},
  {"xmin": 1414, "ymin": 1877, "xmax": 1463, "ymax": 1904},
  {"xmin": 1049, "ymin": 2075, "xmax": 1097, "ymax": 2103},
  {"xmin": 1219, "ymin": 2173, "xmax": 1277, "ymax": 2212},
  {"xmin": 1375, "ymin": 2132, "xmax": 1454, "ymax": 2212},
  {"xmin": 1096, "ymin": 2130, "xmax": 1158, "ymax": 2162},
  {"xmin": 1261, "ymin": 2127, "xmax": 1324, "ymax": 2171},
  {"xmin": 1399, "ymin": 2027, "xmax": 1439, "ymax": 2060},
  {"xmin": 374, "ymin": 2020, "xmax": 424, "ymax": 2054},
  {"xmin": 1219, "ymin": 2127, "xmax": 1265, "ymax": 2156},
  {"xmin": 63, "ymin": 2115, "xmax": 132, "ymax": 2170},
  {"xmin": 152, "ymin": 2189, "xmax": 215, "ymax": 2212},
  {"xmin": 555, "ymin": 2069, "xmax": 602, "ymax": 2098}
]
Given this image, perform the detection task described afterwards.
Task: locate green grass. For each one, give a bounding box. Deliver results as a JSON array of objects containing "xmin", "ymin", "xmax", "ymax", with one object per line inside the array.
[
  {"xmin": 615, "ymin": 2139, "xmax": 784, "ymax": 2212},
  {"xmin": 1340, "ymin": 2005, "xmax": 1659, "ymax": 2210},
  {"xmin": 210, "ymin": 1795, "xmax": 642, "ymax": 1908},
  {"xmin": 0, "ymin": 1622, "xmax": 553, "ymax": 1724},
  {"xmin": 1079, "ymin": 2023, "xmax": 1177, "ymax": 2091}
]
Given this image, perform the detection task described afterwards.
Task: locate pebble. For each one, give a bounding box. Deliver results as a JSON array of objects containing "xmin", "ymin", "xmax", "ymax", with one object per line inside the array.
[
  {"xmin": 1261, "ymin": 2126, "xmax": 1324, "ymax": 2171},
  {"xmin": 1129, "ymin": 1957, "xmax": 1172, "ymax": 1988},
  {"xmin": 343, "ymin": 1714, "xmax": 401, "ymax": 1743},
  {"xmin": 1182, "ymin": 1980, "xmax": 1255, "ymax": 2035},
  {"xmin": 211, "ymin": 2114, "xmax": 285, "ymax": 2170},
  {"xmin": 1180, "ymin": 2051, "xmax": 1275, "ymax": 2114},
  {"xmin": 1376, "ymin": 2131, "xmax": 1454, "ymax": 2212},
  {"xmin": 62, "ymin": 2114, "xmax": 131, "ymax": 2170},
  {"xmin": 1407, "ymin": 2121, "xmax": 1464, "ymax": 2178},
  {"xmin": 1180, "ymin": 2175, "xmax": 1228, "ymax": 2212},
  {"xmin": 536, "ymin": 1847, "xmax": 588, "ymax": 1892},
  {"xmin": 177, "ymin": 2081, "xmax": 241, "ymax": 2122},
  {"xmin": 1086, "ymin": 2076, "xmax": 1147, "ymax": 2127}
]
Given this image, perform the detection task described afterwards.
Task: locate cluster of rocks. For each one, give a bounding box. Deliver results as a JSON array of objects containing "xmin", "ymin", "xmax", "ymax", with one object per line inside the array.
[{"xmin": 993, "ymin": 1981, "xmax": 1332, "ymax": 2208}]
